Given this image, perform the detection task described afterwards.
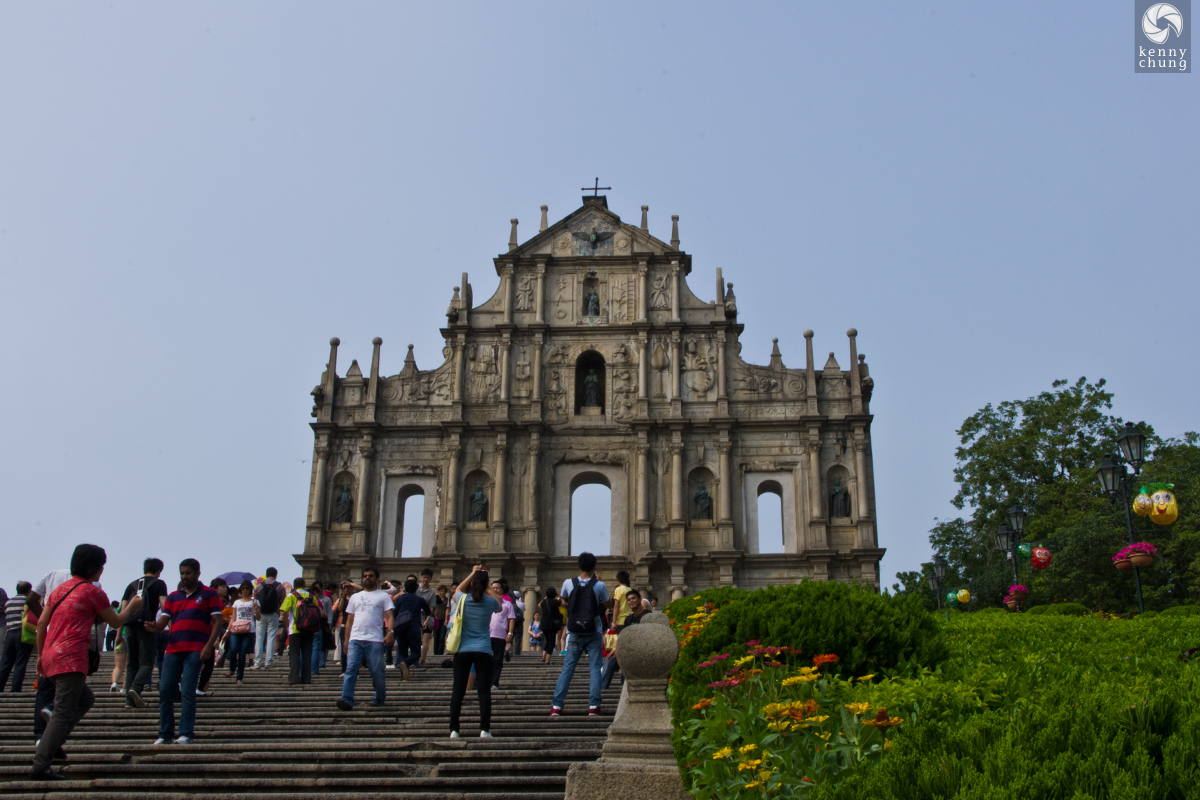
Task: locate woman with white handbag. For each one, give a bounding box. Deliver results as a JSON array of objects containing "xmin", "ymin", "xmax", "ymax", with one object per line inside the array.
[{"xmin": 225, "ymin": 581, "xmax": 260, "ymax": 685}]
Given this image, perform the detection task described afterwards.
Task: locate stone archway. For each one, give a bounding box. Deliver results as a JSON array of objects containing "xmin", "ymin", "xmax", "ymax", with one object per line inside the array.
[
  {"xmin": 553, "ymin": 463, "xmax": 628, "ymax": 557},
  {"xmin": 377, "ymin": 473, "xmax": 439, "ymax": 558},
  {"xmin": 742, "ymin": 471, "xmax": 798, "ymax": 554}
]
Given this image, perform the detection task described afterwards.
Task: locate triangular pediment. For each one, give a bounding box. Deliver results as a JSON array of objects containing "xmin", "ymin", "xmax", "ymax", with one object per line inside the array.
[{"xmin": 509, "ymin": 197, "xmax": 677, "ymax": 258}]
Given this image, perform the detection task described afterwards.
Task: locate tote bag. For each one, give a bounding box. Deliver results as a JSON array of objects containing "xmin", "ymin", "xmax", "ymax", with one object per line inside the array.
[{"xmin": 444, "ymin": 594, "xmax": 467, "ymax": 654}]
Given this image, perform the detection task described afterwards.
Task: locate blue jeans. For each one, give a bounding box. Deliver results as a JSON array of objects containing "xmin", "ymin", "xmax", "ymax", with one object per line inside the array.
[
  {"xmin": 552, "ymin": 632, "xmax": 604, "ymax": 710},
  {"xmin": 228, "ymin": 633, "xmax": 253, "ymax": 681},
  {"xmin": 312, "ymin": 630, "xmax": 326, "ymax": 674},
  {"xmin": 159, "ymin": 650, "xmax": 201, "ymax": 739},
  {"xmin": 340, "ymin": 640, "xmax": 386, "ymax": 707},
  {"xmin": 254, "ymin": 614, "xmax": 280, "ymax": 667},
  {"xmin": 600, "ymin": 652, "xmax": 620, "ymax": 689},
  {"xmin": 395, "ymin": 627, "xmax": 421, "ymax": 669}
]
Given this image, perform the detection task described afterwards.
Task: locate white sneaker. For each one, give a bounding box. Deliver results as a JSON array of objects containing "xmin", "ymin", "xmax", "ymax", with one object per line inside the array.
[
  {"xmin": 153, "ymin": 738, "xmax": 169, "ymax": 746},
  {"xmin": 385, "ymin": 664, "xmax": 396, "ymax": 669},
  {"xmin": 479, "ymin": 731, "xmax": 493, "ymax": 738},
  {"xmin": 449, "ymin": 731, "xmax": 460, "ymax": 739},
  {"xmin": 174, "ymin": 736, "xmax": 193, "ymax": 745},
  {"xmin": 109, "ymin": 683, "xmax": 119, "ymax": 692}
]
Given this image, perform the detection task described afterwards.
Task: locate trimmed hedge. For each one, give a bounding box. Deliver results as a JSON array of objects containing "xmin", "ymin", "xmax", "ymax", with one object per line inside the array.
[
  {"xmin": 665, "ymin": 582, "xmax": 946, "ymax": 763},
  {"xmin": 1161, "ymin": 605, "xmax": 1200, "ymax": 617},
  {"xmin": 1026, "ymin": 602, "xmax": 1090, "ymax": 616}
]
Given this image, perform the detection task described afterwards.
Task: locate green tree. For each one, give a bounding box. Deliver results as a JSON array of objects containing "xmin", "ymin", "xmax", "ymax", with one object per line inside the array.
[{"xmin": 912, "ymin": 377, "xmax": 1200, "ymax": 612}]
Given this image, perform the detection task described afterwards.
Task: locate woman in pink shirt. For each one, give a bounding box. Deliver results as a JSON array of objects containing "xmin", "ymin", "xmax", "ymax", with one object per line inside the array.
[{"xmin": 31, "ymin": 544, "xmax": 143, "ymax": 781}]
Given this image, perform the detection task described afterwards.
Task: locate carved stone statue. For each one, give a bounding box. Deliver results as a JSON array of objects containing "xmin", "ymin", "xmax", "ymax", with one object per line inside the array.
[
  {"xmin": 584, "ymin": 288, "xmax": 600, "ymax": 317},
  {"xmin": 583, "ymin": 369, "xmax": 601, "ymax": 407},
  {"xmin": 829, "ymin": 478, "xmax": 852, "ymax": 519},
  {"xmin": 468, "ymin": 483, "xmax": 489, "ymax": 523},
  {"xmin": 649, "ymin": 274, "xmax": 670, "ymax": 309},
  {"xmin": 693, "ymin": 482, "xmax": 713, "ymax": 520},
  {"xmin": 332, "ymin": 483, "xmax": 353, "ymax": 524},
  {"xmin": 515, "ymin": 274, "xmax": 534, "ymax": 311}
]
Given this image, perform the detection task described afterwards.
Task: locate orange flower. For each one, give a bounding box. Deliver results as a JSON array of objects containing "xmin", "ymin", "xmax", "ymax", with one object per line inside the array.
[
  {"xmin": 812, "ymin": 653, "xmax": 839, "ymax": 666},
  {"xmin": 861, "ymin": 707, "xmax": 904, "ymax": 729},
  {"xmin": 692, "ymin": 697, "xmax": 715, "ymax": 710}
]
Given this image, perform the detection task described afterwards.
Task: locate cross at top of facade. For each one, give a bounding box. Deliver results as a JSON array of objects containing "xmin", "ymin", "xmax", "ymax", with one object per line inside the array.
[{"xmin": 581, "ymin": 177, "xmax": 611, "ymax": 197}]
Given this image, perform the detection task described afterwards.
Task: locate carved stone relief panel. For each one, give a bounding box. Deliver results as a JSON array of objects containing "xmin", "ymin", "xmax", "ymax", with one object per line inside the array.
[{"xmin": 466, "ymin": 342, "xmax": 501, "ymax": 403}]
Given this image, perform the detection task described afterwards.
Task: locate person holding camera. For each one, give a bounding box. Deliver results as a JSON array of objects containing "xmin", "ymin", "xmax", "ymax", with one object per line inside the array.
[{"xmin": 120, "ymin": 559, "xmax": 168, "ymax": 708}]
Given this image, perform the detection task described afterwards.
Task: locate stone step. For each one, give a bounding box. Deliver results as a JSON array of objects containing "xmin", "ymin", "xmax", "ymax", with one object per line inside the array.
[{"xmin": 0, "ymin": 652, "xmax": 616, "ymax": 799}]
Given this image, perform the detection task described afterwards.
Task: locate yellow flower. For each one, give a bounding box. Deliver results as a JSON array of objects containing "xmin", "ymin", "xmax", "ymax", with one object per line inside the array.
[
  {"xmin": 845, "ymin": 702, "xmax": 871, "ymax": 715},
  {"xmin": 766, "ymin": 720, "xmax": 791, "ymax": 731},
  {"xmin": 739, "ymin": 743, "xmax": 758, "ymax": 754},
  {"xmin": 738, "ymin": 759, "xmax": 763, "ymax": 771},
  {"xmin": 745, "ymin": 779, "xmax": 763, "ymax": 788},
  {"xmin": 713, "ymin": 747, "xmax": 733, "ymax": 759},
  {"xmin": 783, "ymin": 673, "xmax": 818, "ymax": 685},
  {"xmin": 734, "ymin": 655, "xmax": 755, "ymax": 668},
  {"xmin": 884, "ymin": 738, "xmax": 893, "ymax": 750},
  {"xmin": 797, "ymin": 666, "xmax": 819, "ymax": 675},
  {"xmin": 803, "ymin": 715, "xmax": 829, "ymax": 724},
  {"xmin": 857, "ymin": 674, "xmax": 876, "ymax": 682},
  {"xmin": 817, "ymin": 731, "xmax": 832, "ymax": 740}
]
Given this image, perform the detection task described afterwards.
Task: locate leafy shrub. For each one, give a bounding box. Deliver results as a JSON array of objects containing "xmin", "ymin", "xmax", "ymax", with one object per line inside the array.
[
  {"xmin": 976, "ymin": 607, "xmax": 1006, "ymax": 615},
  {"xmin": 1160, "ymin": 604, "xmax": 1200, "ymax": 617},
  {"xmin": 1025, "ymin": 602, "xmax": 1089, "ymax": 616},
  {"xmin": 667, "ymin": 582, "xmax": 946, "ymax": 764},
  {"xmin": 1137, "ymin": 610, "xmax": 1160, "ymax": 618}
]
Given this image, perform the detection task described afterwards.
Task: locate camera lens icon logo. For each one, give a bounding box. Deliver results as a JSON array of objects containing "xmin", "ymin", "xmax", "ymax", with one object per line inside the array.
[{"xmin": 1142, "ymin": 3, "xmax": 1184, "ymax": 44}]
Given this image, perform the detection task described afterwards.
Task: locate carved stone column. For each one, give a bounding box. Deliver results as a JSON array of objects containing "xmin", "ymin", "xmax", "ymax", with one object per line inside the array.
[
  {"xmin": 670, "ymin": 262, "xmax": 680, "ymax": 323},
  {"xmin": 534, "ymin": 264, "xmax": 546, "ymax": 323},
  {"xmin": 532, "ymin": 333, "xmax": 544, "ymax": 401},
  {"xmin": 717, "ymin": 440, "xmax": 734, "ymax": 550},
  {"xmin": 636, "ymin": 261, "xmax": 648, "ymax": 323},
  {"xmin": 501, "ymin": 264, "xmax": 514, "ymax": 325},
  {"xmin": 805, "ymin": 429, "xmax": 828, "ymax": 551},
  {"xmin": 452, "ymin": 334, "xmax": 465, "ymax": 403},
  {"xmin": 492, "ymin": 433, "xmax": 508, "ymax": 551},
  {"xmin": 526, "ymin": 432, "xmax": 541, "ymax": 551},
  {"xmin": 637, "ymin": 332, "xmax": 648, "ymax": 400},
  {"xmin": 854, "ymin": 434, "xmax": 870, "ymax": 520},
  {"xmin": 310, "ymin": 446, "xmax": 330, "ymax": 526},
  {"xmin": 670, "ymin": 442, "xmax": 684, "ymax": 524},
  {"xmin": 352, "ymin": 437, "xmax": 373, "ymax": 553},
  {"xmin": 668, "ymin": 333, "xmax": 680, "ymax": 402},
  {"xmin": 500, "ymin": 332, "xmax": 512, "ymax": 403},
  {"xmin": 444, "ymin": 441, "xmax": 461, "ymax": 552}
]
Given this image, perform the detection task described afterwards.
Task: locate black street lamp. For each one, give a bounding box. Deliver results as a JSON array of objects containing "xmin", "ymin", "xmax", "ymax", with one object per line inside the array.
[
  {"xmin": 995, "ymin": 523, "xmax": 1022, "ymax": 608},
  {"xmin": 928, "ymin": 554, "xmax": 948, "ymax": 621},
  {"xmin": 1095, "ymin": 424, "xmax": 1148, "ymax": 613}
]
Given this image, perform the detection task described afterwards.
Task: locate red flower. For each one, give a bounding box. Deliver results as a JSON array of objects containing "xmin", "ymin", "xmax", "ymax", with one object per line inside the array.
[{"xmin": 812, "ymin": 653, "xmax": 839, "ymax": 666}]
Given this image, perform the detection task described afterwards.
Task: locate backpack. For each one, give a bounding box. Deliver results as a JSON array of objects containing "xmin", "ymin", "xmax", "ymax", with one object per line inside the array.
[
  {"xmin": 256, "ymin": 582, "xmax": 281, "ymax": 615},
  {"xmin": 539, "ymin": 598, "xmax": 562, "ymax": 634},
  {"xmin": 566, "ymin": 577, "xmax": 600, "ymax": 635},
  {"xmin": 295, "ymin": 594, "xmax": 322, "ymax": 633}
]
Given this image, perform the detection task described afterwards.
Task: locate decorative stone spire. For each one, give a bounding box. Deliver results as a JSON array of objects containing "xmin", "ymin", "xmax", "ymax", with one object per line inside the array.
[
  {"xmin": 365, "ymin": 337, "xmax": 382, "ymax": 418},
  {"xmin": 508, "ymin": 218, "xmax": 519, "ymax": 252},
  {"xmin": 670, "ymin": 215, "xmax": 680, "ymax": 249},
  {"xmin": 446, "ymin": 286, "xmax": 461, "ymax": 323},
  {"xmin": 539, "ymin": 205, "xmax": 548, "ymax": 232},
  {"xmin": 847, "ymin": 327, "xmax": 862, "ymax": 413},
  {"xmin": 769, "ymin": 337, "xmax": 784, "ymax": 369},
  {"xmin": 724, "ymin": 282, "xmax": 737, "ymax": 318},
  {"xmin": 402, "ymin": 343, "xmax": 417, "ymax": 374},
  {"xmin": 640, "ymin": 205, "xmax": 649, "ymax": 232},
  {"xmin": 804, "ymin": 330, "xmax": 818, "ymax": 415}
]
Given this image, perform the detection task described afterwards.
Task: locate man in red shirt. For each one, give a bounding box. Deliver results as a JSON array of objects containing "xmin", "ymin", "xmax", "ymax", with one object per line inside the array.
[
  {"xmin": 31, "ymin": 544, "xmax": 143, "ymax": 781},
  {"xmin": 144, "ymin": 559, "xmax": 222, "ymax": 745}
]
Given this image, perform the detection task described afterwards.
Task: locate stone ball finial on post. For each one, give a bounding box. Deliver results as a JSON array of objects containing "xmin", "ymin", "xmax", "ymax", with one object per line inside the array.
[{"xmin": 563, "ymin": 610, "xmax": 689, "ymax": 800}]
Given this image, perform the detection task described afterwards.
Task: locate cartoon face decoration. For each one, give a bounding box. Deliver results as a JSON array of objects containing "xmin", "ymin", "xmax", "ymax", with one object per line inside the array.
[
  {"xmin": 956, "ymin": 589, "xmax": 972, "ymax": 605},
  {"xmin": 945, "ymin": 591, "xmax": 960, "ymax": 607},
  {"xmin": 1133, "ymin": 492, "xmax": 1154, "ymax": 517},
  {"xmin": 1017, "ymin": 543, "xmax": 1033, "ymax": 559},
  {"xmin": 1149, "ymin": 490, "xmax": 1178, "ymax": 526},
  {"xmin": 1030, "ymin": 547, "xmax": 1052, "ymax": 571}
]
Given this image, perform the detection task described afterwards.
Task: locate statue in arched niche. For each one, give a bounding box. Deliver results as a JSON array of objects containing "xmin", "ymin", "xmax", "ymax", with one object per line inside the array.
[
  {"xmin": 693, "ymin": 482, "xmax": 713, "ymax": 520},
  {"xmin": 583, "ymin": 288, "xmax": 600, "ymax": 317},
  {"xmin": 332, "ymin": 484, "xmax": 353, "ymax": 524},
  {"xmin": 468, "ymin": 483, "xmax": 489, "ymax": 522},
  {"xmin": 829, "ymin": 478, "xmax": 852, "ymax": 519},
  {"xmin": 583, "ymin": 369, "xmax": 601, "ymax": 408}
]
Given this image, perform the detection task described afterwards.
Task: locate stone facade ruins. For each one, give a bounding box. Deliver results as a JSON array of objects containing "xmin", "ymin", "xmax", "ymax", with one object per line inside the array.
[{"xmin": 295, "ymin": 195, "xmax": 884, "ymax": 610}]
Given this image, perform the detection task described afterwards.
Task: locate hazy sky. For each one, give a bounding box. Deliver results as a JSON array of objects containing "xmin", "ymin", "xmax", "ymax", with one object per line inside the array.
[{"xmin": 1, "ymin": 3, "xmax": 1196, "ymax": 594}]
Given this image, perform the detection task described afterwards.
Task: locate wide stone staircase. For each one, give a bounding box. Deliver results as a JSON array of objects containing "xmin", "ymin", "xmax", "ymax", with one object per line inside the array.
[{"xmin": 0, "ymin": 651, "xmax": 620, "ymax": 799}]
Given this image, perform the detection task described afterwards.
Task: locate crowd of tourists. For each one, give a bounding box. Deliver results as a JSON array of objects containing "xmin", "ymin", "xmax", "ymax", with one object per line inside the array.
[{"xmin": 6, "ymin": 543, "xmax": 658, "ymax": 780}]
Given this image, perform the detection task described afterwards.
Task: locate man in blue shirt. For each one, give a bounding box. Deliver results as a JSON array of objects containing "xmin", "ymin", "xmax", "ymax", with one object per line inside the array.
[{"xmin": 550, "ymin": 552, "xmax": 610, "ymax": 717}]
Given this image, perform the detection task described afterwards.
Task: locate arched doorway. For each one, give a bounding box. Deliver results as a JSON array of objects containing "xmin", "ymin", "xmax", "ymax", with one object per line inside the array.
[
  {"xmin": 756, "ymin": 483, "xmax": 784, "ymax": 554},
  {"xmin": 574, "ymin": 350, "xmax": 606, "ymax": 415},
  {"xmin": 570, "ymin": 482, "xmax": 612, "ymax": 556}
]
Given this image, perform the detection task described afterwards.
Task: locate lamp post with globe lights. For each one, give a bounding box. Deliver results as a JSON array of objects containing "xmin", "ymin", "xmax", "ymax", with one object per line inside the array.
[
  {"xmin": 994, "ymin": 523, "xmax": 1023, "ymax": 610},
  {"xmin": 1096, "ymin": 423, "xmax": 1147, "ymax": 614},
  {"xmin": 927, "ymin": 554, "xmax": 949, "ymax": 621}
]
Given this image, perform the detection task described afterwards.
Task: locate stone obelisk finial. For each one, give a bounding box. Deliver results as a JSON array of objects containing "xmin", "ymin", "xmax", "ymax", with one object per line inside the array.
[
  {"xmin": 539, "ymin": 205, "xmax": 548, "ymax": 232},
  {"xmin": 508, "ymin": 218, "xmax": 519, "ymax": 252},
  {"xmin": 640, "ymin": 205, "xmax": 649, "ymax": 232},
  {"xmin": 670, "ymin": 215, "xmax": 679, "ymax": 249}
]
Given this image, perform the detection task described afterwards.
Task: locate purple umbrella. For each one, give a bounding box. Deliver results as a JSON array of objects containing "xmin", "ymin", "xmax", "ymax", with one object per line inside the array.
[{"xmin": 216, "ymin": 571, "xmax": 256, "ymax": 586}]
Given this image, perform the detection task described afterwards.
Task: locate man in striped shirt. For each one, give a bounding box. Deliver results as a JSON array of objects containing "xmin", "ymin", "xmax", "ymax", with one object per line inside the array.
[
  {"xmin": 0, "ymin": 582, "xmax": 34, "ymax": 692},
  {"xmin": 145, "ymin": 559, "xmax": 222, "ymax": 745}
]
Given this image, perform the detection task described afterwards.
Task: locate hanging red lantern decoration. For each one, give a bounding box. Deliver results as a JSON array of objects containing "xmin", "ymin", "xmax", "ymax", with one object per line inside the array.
[{"xmin": 1030, "ymin": 546, "xmax": 1052, "ymax": 571}]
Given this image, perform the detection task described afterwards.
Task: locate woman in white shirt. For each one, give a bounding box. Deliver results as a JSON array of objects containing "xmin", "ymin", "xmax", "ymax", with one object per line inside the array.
[{"xmin": 225, "ymin": 581, "xmax": 260, "ymax": 685}]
